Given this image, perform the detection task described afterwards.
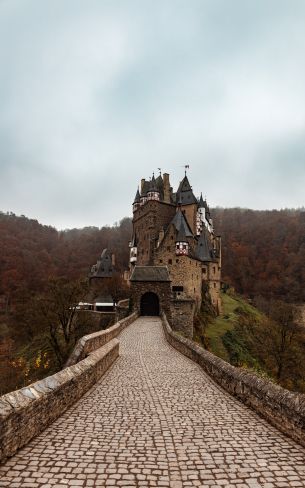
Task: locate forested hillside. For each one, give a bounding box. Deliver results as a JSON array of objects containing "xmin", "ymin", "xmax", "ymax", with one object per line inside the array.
[
  {"xmin": 0, "ymin": 208, "xmax": 304, "ymax": 394},
  {"xmin": 213, "ymin": 208, "xmax": 305, "ymax": 303},
  {"xmin": 1, "ymin": 208, "xmax": 305, "ymax": 307},
  {"xmin": 0, "ymin": 212, "xmax": 131, "ymax": 308}
]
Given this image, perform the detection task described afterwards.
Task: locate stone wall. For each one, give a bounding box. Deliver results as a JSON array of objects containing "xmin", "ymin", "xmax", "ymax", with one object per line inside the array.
[
  {"xmin": 155, "ymin": 230, "xmax": 202, "ymax": 310},
  {"xmin": 162, "ymin": 312, "xmax": 305, "ymax": 447},
  {"xmin": 65, "ymin": 312, "xmax": 138, "ymax": 367},
  {"xmin": 115, "ymin": 299, "xmax": 130, "ymax": 322},
  {"xmin": 133, "ymin": 200, "xmax": 176, "ymax": 265},
  {"xmin": 0, "ymin": 339, "xmax": 119, "ymax": 462},
  {"xmin": 131, "ymin": 281, "xmax": 172, "ymax": 319},
  {"xmin": 170, "ymin": 298, "xmax": 195, "ymax": 338}
]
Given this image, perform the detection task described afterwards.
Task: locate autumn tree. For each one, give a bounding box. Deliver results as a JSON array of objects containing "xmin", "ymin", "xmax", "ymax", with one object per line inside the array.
[
  {"xmin": 34, "ymin": 278, "xmax": 90, "ymax": 367},
  {"xmin": 236, "ymin": 300, "xmax": 305, "ymax": 388}
]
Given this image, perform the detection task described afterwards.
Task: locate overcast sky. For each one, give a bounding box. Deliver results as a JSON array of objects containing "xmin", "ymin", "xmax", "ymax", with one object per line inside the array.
[{"xmin": 1, "ymin": 0, "xmax": 305, "ymax": 229}]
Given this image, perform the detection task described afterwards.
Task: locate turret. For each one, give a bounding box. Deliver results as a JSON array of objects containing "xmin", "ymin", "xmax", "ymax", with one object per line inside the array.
[
  {"xmin": 175, "ymin": 224, "xmax": 189, "ymax": 256},
  {"xmin": 196, "ymin": 193, "xmax": 205, "ymax": 235},
  {"xmin": 133, "ymin": 188, "xmax": 141, "ymax": 212},
  {"xmin": 147, "ymin": 174, "xmax": 160, "ymax": 201}
]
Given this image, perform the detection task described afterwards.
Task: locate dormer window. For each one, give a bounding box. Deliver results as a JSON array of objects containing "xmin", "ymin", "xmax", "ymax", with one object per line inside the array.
[{"xmin": 176, "ymin": 241, "xmax": 189, "ymax": 256}]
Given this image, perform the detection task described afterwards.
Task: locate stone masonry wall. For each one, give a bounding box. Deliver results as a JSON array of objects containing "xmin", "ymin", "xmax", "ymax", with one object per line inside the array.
[
  {"xmin": 115, "ymin": 299, "xmax": 130, "ymax": 322},
  {"xmin": 65, "ymin": 312, "xmax": 138, "ymax": 367},
  {"xmin": 0, "ymin": 339, "xmax": 119, "ymax": 462},
  {"xmin": 131, "ymin": 281, "xmax": 172, "ymax": 320},
  {"xmin": 133, "ymin": 200, "xmax": 176, "ymax": 265},
  {"xmin": 170, "ymin": 299, "xmax": 194, "ymax": 338},
  {"xmin": 155, "ymin": 229, "xmax": 202, "ymax": 310},
  {"xmin": 162, "ymin": 312, "xmax": 305, "ymax": 447}
]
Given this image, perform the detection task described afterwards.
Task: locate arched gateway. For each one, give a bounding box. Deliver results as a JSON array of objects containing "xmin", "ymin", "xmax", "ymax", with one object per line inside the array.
[{"xmin": 140, "ymin": 292, "xmax": 160, "ymax": 316}]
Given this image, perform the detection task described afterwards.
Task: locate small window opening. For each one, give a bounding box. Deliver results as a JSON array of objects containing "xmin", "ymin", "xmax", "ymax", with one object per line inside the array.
[{"xmin": 173, "ymin": 286, "xmax": 184, "ymax": 292}]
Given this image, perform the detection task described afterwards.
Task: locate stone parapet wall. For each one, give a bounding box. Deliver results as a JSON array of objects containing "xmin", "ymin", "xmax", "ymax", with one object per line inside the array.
[
  {"xmin": 162, "ymin": 312, "xmax": 305, "ymax": 447},
  {"xmin": 115, "ymin": 299, "xmax": 130, "ymax": 322},
  {"xmin": 0, "ymin": 339, "xmax": 119, "ymax": 462},
  {"xmin": 65, "ymin": 312, "xmax": 138, "ymax": 367}
]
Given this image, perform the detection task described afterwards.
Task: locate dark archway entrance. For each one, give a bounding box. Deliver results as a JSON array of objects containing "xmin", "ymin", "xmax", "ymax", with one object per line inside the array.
[{"xmin": 140, "ymin": 292, "xmax": 160, "ymax": 316}]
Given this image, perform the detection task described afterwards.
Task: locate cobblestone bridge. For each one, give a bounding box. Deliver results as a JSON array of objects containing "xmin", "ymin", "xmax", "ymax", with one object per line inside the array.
[{"xmin": 1, "ymin": 317, "xmax": 305, "ymax": 487}]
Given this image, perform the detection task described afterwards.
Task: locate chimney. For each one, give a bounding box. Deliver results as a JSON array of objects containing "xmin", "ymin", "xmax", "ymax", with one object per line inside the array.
[
  {"xmin": 141, "ymin": 179, "xmax": 145, "ymax": 194},
  {"xmin": 163, "ymin": 173, "xmax": 171, "ymax": 203}
]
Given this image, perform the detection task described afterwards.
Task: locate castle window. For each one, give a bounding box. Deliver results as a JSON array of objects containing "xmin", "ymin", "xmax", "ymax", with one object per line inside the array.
[
  {"xmin": 173, "ymin": 286, "xmax": 183, "ymax": 292},
  {"xmin": 202, "ymin": 268, "xmax": 206, "ymax": 274},
  {"xmin": 168, "ymin": 259, "xmax": 172, "ymax": 265},
  {"xmin": 171, "ymin": 235, "xmax": 173, "ymax": 240},
  {"xmin": 167, "ymin": 246, "xmax": 170, "ymax": 251},
  {"xmin": 213, "ymin": 266, "xmax": 216, "ymax": 274},
  {"xmin": 214, "ymin": 282, "xmax": 216, "ymax": 288},
  {"xmin": 159, "ymin": 259, "xmax": 163, "ymax": 263},
  {"xmin": 176, "ymin": 259, "xmax": 179, "ymax": 263}
]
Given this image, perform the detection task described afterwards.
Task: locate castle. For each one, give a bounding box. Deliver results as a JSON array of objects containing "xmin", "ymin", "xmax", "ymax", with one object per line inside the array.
[{"xmin": 128, "ymin": 171, "xmax": 221, "ymax": 337}]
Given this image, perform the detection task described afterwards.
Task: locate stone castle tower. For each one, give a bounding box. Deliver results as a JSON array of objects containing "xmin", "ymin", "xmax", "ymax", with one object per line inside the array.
[{"xmin": 128, "ymin": 171, "xmax": 221, "ymax": 337}]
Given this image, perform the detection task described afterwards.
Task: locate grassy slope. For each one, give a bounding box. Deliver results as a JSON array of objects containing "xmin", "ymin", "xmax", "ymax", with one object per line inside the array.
[{"xmin": 205, "ymin": 292, "xmax": 261, "ymax": 362}]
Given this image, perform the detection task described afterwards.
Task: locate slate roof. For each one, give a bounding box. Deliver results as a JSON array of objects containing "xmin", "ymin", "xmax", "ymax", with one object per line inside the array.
[
  {"xmin": 177, "ymin": 175, "xmax": 192, "ymax": 193},
  {"xmin": 196, "ymin": 228, "xmax": 214, "ymax": 262},
  {"xmin": 130, "ymin": 266, "xmax": 171, "ymax": 282},
  {"xmin": 93, "ymin": 294, "xmax": 114, "ymax": 304},
  {"xmin": 176, "ymin": 175, "xmax": 198, "ymax": 205},
  {"xmin": 170, "ymin": 210, "xmax": 193, "ymax": 238},
  {"xmin": 133, "ymin": 188, "xmax": 140, "ymax": 203},
  {"xmin": 198, "ymin": 193, "xmax": 205, "ymax": 208},
  {"xmin": 90, "ymin": 248, "xmax": 114, "ymax": 278},
  {"xmin": 156, "ymin": 174, "xmax": 163, "ymax": 189},
  {"xmin": 148, "ymin": 174, "xmax": 159, "ymax": 193}
]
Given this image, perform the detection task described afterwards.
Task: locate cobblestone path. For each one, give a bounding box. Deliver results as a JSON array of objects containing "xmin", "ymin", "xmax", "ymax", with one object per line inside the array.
[{"xmin": 1, "ymin": 317, "xmax": 305, "ymax": 487}]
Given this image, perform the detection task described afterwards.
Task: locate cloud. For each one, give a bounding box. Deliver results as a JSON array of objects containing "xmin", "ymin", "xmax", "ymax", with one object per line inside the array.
[{"xmin": 0, "ymin": 0, "xmax": 305, "ymax": 228}]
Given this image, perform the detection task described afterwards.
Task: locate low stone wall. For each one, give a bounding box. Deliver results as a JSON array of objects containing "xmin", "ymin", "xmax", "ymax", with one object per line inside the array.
[
  {"xmin": 162, "ymin": 313, "xmax": 305, "ymax": 447},
  {"xmin": 115, "ymin": 299, "xmax": 130, "ymax": 322},
  {"xmin": 65, "ymin": 312, "xmax": 138, "ymax": 367},
  {"xmin": 0, "ymin": 339, "xmax": 119, "ymax": 462}
]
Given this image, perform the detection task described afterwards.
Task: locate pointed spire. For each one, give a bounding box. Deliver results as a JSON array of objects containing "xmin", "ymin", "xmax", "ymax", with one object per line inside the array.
[
  {"xmin": 196, "ymin": 227, "xmax": 213, "ymax": 262},
  {"xmin": 133, "ymin": 187, "xmax": 140, "ymax": 203},
  {"xmin": 149, "ymin": 173, "xmax": 158, "ymax": 192},
  {"xmin": 176, "ymin": 222, "xmax": 187, "ymax": 243},
  {"xmin": 199, "ymin": 193, "xmax": 205, "ymax": 208},
  {"xmin": 176, "ymin": 174, "xmax": 197, "ymax": 205}
]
